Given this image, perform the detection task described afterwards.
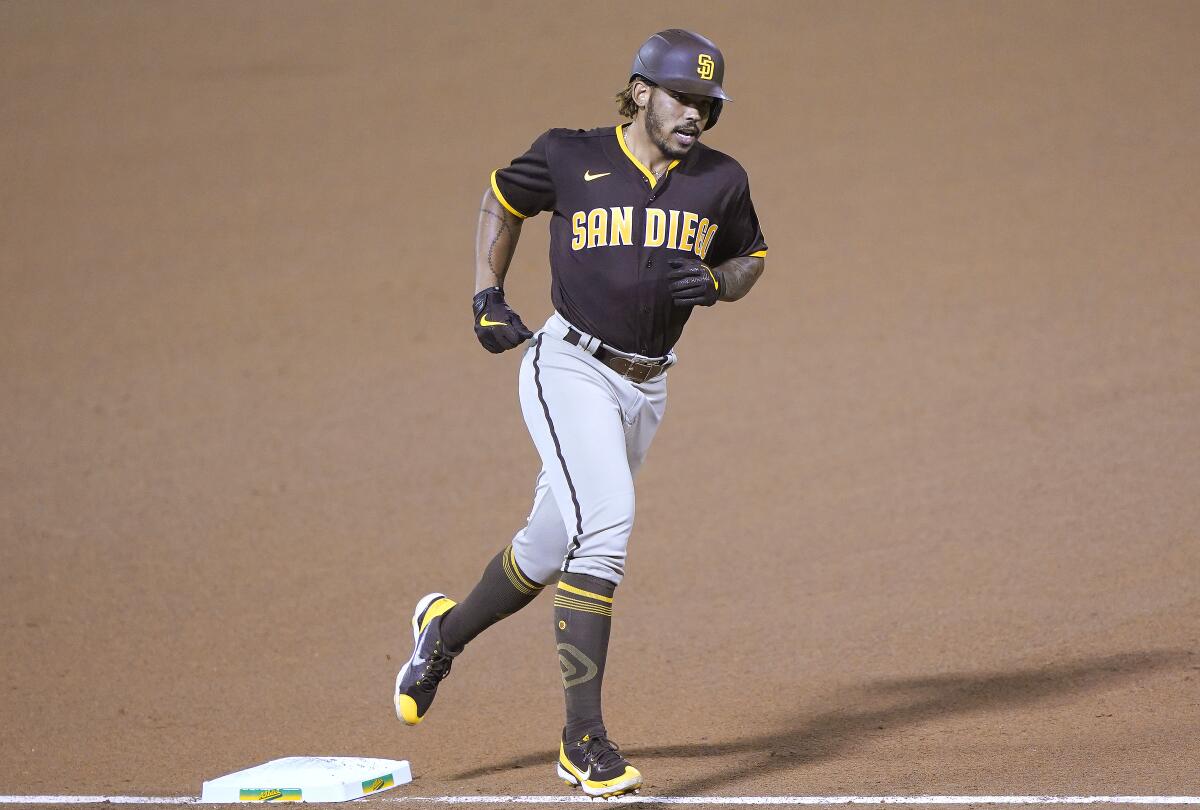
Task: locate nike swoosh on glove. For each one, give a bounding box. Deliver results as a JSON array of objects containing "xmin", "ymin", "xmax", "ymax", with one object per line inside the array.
[{"xmin": 473, "ymin": 286, "xmax": 534, "ymax": 353}]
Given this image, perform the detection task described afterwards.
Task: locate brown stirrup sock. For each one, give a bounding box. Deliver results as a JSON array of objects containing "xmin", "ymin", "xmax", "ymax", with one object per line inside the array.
[
  {"xmin": 554, "ymin": 572, "xmax": 616, "ymax": 742},
  {"xmin": 439, "ymin": 545, "xmax": 544, "ymax": 652}
]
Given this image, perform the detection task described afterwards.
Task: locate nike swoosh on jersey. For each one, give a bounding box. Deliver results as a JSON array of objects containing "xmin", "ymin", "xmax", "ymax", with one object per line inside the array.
[
  {"xmin": 479, "ymin": 314, "xmax": 508, "ymax": 327},
  {"xmin": 583, "ymin": 170, "xmax": 611, "ymax": 182}
]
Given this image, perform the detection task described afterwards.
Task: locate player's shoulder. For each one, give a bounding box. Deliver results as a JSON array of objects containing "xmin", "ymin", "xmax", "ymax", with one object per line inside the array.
[
  {"xmin": 686, "ymin": 142, "xmax": 751, "ymax": 185},
  {"xmin": 690, "ymin": 142, "xmax": 749, "ymax": 176},
  {"xmin": 532, "ymin": 126, "xmax": 615, "ymax": 164},
  {"xmin": 544, "ymin": 125, "xmax": 614, "ymax": 141},
  {"xmin": 540, "ymin": 126, "xmax": 619, "ymax": 148}
]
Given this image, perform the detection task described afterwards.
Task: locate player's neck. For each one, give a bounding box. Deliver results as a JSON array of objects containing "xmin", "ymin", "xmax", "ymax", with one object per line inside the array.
[{"xmin": 623, "ymin": 120, "xmax": 674, "ymax": 177}]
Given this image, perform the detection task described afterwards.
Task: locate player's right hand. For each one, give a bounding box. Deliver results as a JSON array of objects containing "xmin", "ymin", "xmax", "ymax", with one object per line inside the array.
[{"xmin": 473, "ymin": 286, "xmax": 534, "ymax": 354}]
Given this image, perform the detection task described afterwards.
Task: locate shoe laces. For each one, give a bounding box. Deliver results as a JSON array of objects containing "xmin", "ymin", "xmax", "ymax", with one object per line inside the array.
[
  {"xmin": 415, "ymin": 642, "xmax": 453, "ymax": 692},
  {"xmin": 581, "ymin": 735, "xmax": 626, "ymax": 771}
]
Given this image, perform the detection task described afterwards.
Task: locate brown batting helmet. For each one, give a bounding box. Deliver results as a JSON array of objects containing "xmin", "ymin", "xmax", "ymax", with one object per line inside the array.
[{"xmin": 630, "ymin": 29, "xmax": 728, "ymax": 130}]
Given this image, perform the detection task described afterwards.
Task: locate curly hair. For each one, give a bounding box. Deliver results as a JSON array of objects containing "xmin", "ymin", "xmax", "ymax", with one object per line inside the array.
[{"xmin": 615, "ymin": 79, "xmax": 640, "ymax": 119}]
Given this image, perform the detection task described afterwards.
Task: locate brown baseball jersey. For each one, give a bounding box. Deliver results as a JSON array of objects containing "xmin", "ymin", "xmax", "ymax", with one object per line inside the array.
[{"xmin": 491, "ymin": 124, "xmax": 767, "ymax": 357}]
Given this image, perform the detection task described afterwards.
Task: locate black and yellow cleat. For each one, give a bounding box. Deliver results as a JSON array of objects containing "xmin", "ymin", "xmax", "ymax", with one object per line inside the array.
[
  {"xmin": 394, "ymin": 592, "xmax": 458, "ymax": 725},
  {"xmin": 556, "ymin": 732, "xmax": 642, "ymax": 798}
]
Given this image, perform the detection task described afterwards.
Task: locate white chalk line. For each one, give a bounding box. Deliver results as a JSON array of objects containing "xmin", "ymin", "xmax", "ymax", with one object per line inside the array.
[
  {"xmin": 3, "ymin": 797, "xmax": 1200, "ymax": 806},
  {"xmin": 384, "ymin": 799, "xmax": 1200, "ymax": 806}
]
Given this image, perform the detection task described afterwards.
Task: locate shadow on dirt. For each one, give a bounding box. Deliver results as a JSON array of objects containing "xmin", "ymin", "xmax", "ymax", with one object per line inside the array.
[{"xmin": 446, "ymin": 649, "xmax": 1192, "ymax": 792}]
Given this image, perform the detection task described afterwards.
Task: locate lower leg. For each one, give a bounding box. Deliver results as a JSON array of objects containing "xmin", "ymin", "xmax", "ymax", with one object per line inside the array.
[
  {"xmin": 439, "ymin": 545, "xmax": 544, "ymax": 652},
  {"xmin": 554, "ymin": 572, "xmax": 616, "ymax": 741}
]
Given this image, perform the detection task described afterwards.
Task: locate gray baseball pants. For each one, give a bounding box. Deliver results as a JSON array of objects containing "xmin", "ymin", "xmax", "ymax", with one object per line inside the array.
[{"xmin": 511, "ymin": 312, "xmax": 670, "ymax": 586}]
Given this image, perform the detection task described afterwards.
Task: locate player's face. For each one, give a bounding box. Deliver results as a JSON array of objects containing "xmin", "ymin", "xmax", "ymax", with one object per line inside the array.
[{"xmin": 644, "ymin": 87, "xmax": 712, "ymax": 158}]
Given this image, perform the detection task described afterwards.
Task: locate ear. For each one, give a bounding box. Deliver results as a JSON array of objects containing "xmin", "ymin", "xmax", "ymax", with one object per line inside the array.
[{"xmin": 631, "ymin": 79, "xmax": 653, "ymax": 111}]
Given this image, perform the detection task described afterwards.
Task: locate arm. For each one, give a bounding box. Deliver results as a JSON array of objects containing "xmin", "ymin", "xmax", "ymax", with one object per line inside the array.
[
  {"xmin": 711, "ymin": 255, "xmax": 765, "ymax": 302},
  {"xmin": 471, "ymin": 187, "xmax": 532, "ymax": 353},
  {"xmin": 474, "ymin": 187, "xmax": 524, "ymax": 294}
]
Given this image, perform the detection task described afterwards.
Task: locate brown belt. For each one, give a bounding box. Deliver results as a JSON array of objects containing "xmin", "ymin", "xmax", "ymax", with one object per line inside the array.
[{"xmin": 563, "ymin": 328, "xmax": 670, "ymax": 384}]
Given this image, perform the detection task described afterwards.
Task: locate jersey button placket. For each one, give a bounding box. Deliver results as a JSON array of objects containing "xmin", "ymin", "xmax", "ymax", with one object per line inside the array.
[
  {"xmin": 641, "ymin": 258, "xmax": 651, "ymax": 312},
  {"xmin": 643, "ymin": 176, "xmax": 663, "ymax": 350},
  {"xmin": 632, "ymin": 168, "xmax": 660, "ymax": 355},
  {"xmin": 642, "ymin": 170, "xmax": 673, "ymax": 354},
  {"xmin": 640, "ymin": 256, "xmax": 653, "ymax": 353}
]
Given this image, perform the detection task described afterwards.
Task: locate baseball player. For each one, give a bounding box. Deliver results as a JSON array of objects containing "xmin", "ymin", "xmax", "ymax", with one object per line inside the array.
[{"xmin": 394, "ymin": 29, "xmax": 766, "ymax": 798}]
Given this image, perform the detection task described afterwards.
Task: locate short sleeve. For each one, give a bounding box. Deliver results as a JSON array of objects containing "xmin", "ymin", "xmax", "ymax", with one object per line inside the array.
[
  {"xmin": 711, "ymin": 179, "xmax": 767, "ymax": 264},
  {"xmin": 491, "ymin": 131, "xmax": 556, "ymax": 218}
]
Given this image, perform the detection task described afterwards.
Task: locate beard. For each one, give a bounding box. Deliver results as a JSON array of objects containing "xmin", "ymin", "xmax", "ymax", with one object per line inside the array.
[{"xmin": 645, "ymin": 93, "xmax": 700, "ymax": 159}]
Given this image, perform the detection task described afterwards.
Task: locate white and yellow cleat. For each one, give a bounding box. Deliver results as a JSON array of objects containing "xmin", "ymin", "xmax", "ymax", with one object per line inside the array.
[
  {"xmin": 556, "ymin": 733, "xmax": 643, "ymax": 798},
  {"xmin": 393, "ymin": 592, "xmax": 458, "ymax": 725}
]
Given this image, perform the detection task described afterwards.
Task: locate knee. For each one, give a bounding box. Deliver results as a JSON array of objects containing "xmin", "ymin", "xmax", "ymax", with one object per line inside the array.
[
  {"xmin": 564, "ymin": 551, "xmax": 625, "ymax": 585},
  {"xmin": 511, "ymin": 542, "xmax": 563, "ymax": 587},
  {"xmin": 563, "ymin": 494, "xmax": 634, "ymax": 584}
]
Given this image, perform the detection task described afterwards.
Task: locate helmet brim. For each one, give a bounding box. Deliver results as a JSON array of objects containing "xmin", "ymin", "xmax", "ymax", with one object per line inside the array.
[{"xmin": 631, "ymin": 73, "xmax": 730, "ymax": 102}]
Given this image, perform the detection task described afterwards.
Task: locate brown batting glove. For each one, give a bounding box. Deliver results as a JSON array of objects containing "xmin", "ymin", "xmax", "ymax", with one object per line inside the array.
[
  {"xmin": 473, "ymin": 286, "xmax": 533, "ymax": 353},
  {"xmin": 667, "ymin": 260, "xmax": 722, "ymax": 307}
]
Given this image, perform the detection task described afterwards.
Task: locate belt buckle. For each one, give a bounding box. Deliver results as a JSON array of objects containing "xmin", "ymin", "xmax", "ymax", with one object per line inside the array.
[{"xmin": 623, "ymin": 359, "xmax": 657, "ymax": 384}]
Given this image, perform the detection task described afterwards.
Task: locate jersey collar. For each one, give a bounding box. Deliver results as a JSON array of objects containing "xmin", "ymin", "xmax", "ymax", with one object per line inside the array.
[{"xmin": 615, "ymin": 125, "xmax": 680, "ymax": 190}]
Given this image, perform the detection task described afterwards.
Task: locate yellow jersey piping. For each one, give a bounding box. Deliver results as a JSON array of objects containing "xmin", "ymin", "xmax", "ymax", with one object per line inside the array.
[
  {"xmin": 615, "ymin": 126, "xmax": 679, "ymax": 190},
  {"xmin": 490, "ymin": 169, "xmax": 529, "ymax": 219}
]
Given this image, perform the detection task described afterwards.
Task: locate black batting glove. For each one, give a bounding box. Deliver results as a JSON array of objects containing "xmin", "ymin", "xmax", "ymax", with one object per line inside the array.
[
  {"xmin": 473, "ymin": 286, "xmax": 533, "ymax": 353},
  {"xmin": 667, "ymin": 260, "xmax": 723, "ymax": 307}
]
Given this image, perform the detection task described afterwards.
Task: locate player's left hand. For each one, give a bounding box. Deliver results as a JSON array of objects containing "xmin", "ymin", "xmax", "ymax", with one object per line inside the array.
[{"xmin": 667, "ymin": 260, "xmax": 722, "ymax": 307}]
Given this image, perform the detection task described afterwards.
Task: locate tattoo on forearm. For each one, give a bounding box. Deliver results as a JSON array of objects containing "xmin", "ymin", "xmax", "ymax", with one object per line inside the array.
[
  {"xmin": 715, "ymin": 257, "xmax": 764, "ymax": 301},
  {"xmin": 479, "ymin": 207, "xmax": 515, "ymax": 277}
]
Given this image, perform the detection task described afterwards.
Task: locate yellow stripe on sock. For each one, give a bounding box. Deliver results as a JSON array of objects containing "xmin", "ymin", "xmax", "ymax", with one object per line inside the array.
[
  {"xmin": 554, "ymin": 594, "xmax": 613, "ymax": 612},
  {"xmin": 553, "ymin": 600, "xmax": 613, "ymax": 618},
  {"xmin": 503, "ymin": 564, "xmax": 535, "ymax": 595},
  {"xmin": 505, "ymin": 546, "xmax": 542, "ymax": 592},
  {"xmin": 556, "ymin": 580, "xmax": 614, "ymax": 604},
  {"xmin": 502, "ymin": 550, "xmax": 538, "ymax": 596},
  {"xmin": 554, "ymin": 594, "xmax": 614, "ymax": 614},
  {"xmin": 554, "ymin": 602, "xmax": 614, "ymax": 618},
  {"xmin": 500, "ymin": 550, "xmax": 529, "ymax": 595},
  {"xmin": 553, "ymin": 595, "xmax": 613, "ymax": 617}
]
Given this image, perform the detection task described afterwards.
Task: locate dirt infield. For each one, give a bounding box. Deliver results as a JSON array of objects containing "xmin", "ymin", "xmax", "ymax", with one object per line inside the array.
[{"xmin": 2, "ymin": 1, "xmax": 1198, "ymax": 803}]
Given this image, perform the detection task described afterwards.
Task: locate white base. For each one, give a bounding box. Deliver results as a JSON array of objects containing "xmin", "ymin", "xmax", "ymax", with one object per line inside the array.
[{"xmin": 199, "ymin": 756, "xmax": 411, "ymax": 803}]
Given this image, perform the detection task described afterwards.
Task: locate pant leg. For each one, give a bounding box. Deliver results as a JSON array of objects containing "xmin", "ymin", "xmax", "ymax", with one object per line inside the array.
[
  {"xmin": 509, "ymin": 374, "xmax": 661, "ymax": 587},
  {"xmin": 519, "ymin": 333, "xmax": 637, "ymax": 585},
  {"xmin": 509, "ymin": 468, "xmax": 569, "ymax": 586}
]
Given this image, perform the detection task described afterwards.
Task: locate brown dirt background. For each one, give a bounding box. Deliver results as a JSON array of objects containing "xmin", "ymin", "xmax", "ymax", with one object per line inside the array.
[{"xmin": 2, "ymin": 1, "xmax": 1199, "ymax": 805}]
